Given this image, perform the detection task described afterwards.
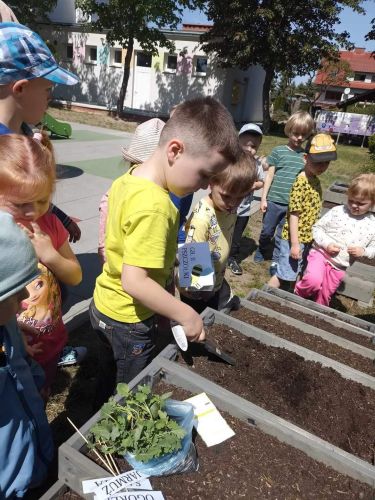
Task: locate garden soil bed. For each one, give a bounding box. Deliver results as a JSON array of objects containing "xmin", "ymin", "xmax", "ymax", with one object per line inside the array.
[
  {"xmin": 357, "ymin": 256, "xmax": 375, "ymax": 267},
  {"xmin": 252, "ymin": 296, "xmax": 375, "ymax": 350},
  {"xmin": 322, "ymin": 200, "xmax": 341, "ymax": 210},
  {"xmin": 177, "ymin": 324, "xmax": 375, "ymax": 464},
  {"xmin": 59, "ymin": 384, "xmax": 374, "ymax": 499},
  {"xmin": 231, "ymin": 306, "xmax": 375, "ymax": 375}
]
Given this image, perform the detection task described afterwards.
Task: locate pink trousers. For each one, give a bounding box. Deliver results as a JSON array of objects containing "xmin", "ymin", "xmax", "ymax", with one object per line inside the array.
[{"xmin": 295, "ymin": 249, "xmax": 345, "ymax": 306}]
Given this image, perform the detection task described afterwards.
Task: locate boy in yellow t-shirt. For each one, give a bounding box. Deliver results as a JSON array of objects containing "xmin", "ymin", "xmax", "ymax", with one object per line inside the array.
[
  {"xmin": 180, "ymin": 151, "xmax": 256, "ymax": 313},
  {"xmin": 90, "ymin": 97, "xmax": 241, "ymax": 406}
]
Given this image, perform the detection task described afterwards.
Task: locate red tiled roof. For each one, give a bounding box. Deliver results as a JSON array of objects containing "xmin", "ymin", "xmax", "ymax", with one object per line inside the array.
[
  {"xmin": 182, "ymin": 23, "xmax": 212, "ymax": 32},
  {"xmin": 340, "ymin": 48, "xmax": 375, "ymax": 72},
  {"xmin": 314, "ymin": 48, "xmax": 375, "ymax": 89}
]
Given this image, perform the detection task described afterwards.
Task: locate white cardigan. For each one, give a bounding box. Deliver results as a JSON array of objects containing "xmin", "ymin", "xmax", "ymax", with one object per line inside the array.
[{"xmin": 312, "ymin": 205, "xmax": 375, "ymax": 269}]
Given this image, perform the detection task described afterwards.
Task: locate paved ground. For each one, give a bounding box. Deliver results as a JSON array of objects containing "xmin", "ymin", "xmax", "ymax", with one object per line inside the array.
[
  {"xmin": 53, "ymin": 123, "xmax": 131, "ymax": 330},
  {"xmin": 55, "ymin": 121, "xmax": 261, "ymax": 332}
]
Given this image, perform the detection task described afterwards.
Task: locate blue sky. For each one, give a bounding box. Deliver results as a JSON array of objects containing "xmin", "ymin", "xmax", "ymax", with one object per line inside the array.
[{"xmin": 182, "ymin": 1, "xmax": 375, "ymax": 51}]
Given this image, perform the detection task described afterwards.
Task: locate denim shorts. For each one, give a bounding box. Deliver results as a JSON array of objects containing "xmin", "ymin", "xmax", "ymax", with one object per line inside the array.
[{"xmin": 276, "ymin": 238, "xmax": 305, "ymax": 282}]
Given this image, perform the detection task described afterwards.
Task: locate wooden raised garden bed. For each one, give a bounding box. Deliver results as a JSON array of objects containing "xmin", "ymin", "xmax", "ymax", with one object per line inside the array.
[
  {"xmin": 51, "ymin": 353, "xmax": 375, "ymax": 499},
  {"xmin": 230, "ymin": 298, "xmax": 375, "ymax": 375},
  {"xmin": 259, "ymin": 286, "xmax": 375, "ymax": 333}
]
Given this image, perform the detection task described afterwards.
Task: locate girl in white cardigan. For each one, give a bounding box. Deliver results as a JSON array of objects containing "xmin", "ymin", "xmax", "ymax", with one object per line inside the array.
[{"xmin": 295, "ymin": 173, "xmax": 375, "ymax": 306}]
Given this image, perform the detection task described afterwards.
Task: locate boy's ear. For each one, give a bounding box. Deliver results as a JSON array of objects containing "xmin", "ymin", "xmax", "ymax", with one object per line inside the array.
[
  {"xmin": 12, "ymin": 79, "xmax": 30, "ymax": 96},
  {"xmin": 167, "ymin": 139, "xmax": 184, "ymax": 164},
  {"xmin": 303, "ymin": 153, "xmax": 307, "ymax": 164}
]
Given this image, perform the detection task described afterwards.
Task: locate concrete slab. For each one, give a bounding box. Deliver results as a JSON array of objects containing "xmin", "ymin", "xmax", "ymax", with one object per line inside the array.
[
  {"xmin": 56, "ymin": 195, "xmax": 104, "ymax": 222},
  {"xmin": 69, "ymin": 219, "xmax": 101, "ymax": 255},
  {"xmin": 53, "ymin": 172, "xmax": 112, "ymax": 204}
]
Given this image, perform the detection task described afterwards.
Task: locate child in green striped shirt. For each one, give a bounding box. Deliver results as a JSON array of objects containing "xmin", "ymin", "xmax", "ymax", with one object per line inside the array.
[{"xmin": 254, "ymin": 111, "xmax": 315, "ymax": 276}]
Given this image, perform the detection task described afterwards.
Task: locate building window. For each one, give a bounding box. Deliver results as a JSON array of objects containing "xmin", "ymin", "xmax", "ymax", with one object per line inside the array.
[
  {"xmin": 110, "ymin": 48, "xmax": 122, "ymax": 65},
  {"xmin": 354, "ymin": 73, "xmax": 366, "ymax": 81},
  {"xmin": 195, "ymin": 56, "xmax": 208, "ymax": 75},
  {"xmin": 325, "ymin": 90, "xmax": 342, "ymax": 101},
  {"xmin": 114, "ymin": 49, "xmax": 122, "ymax": 64},
  {"xmin": 165, "ymin": 54, "xmax": 177, "ymax": 72},
  {"xmin": 66, "ymin": 44, "xmax": 73, "ymax": 60},
  {"xmin": 86, "ymin": 46, "xmax": 97, "ymax": 63},
  {"xmin": 137, "ymin": 52, "xmax": 152, "ymax": 67}
]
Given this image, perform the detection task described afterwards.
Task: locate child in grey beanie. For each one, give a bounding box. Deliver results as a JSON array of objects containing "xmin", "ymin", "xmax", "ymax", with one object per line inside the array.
[{"xmin": 0, "ymin": 211, "xmax": 53, "ymax": 498}]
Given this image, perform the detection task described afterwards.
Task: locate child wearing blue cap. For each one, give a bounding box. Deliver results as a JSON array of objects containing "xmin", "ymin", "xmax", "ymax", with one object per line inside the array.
[
  {"xmin": 0, "ymin": 22, "xmax": 81, "ymax": 243},
  {"xmin": 227, "ymin": 123, "xmax": 267, "ymax": 275}
]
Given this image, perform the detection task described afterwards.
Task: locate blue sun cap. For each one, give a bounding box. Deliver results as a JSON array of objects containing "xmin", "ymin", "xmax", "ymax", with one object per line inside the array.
[{"xmin": 0, "ymin": 22, "xmax": 79, "ymax": 85}]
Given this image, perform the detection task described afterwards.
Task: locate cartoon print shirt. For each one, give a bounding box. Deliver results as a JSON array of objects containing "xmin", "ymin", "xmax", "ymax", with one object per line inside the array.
[
  {"xmin": 184, "ymin": 197, "xmax": 236, "ymax": 292},
  {"xmin": 17, "ymin": 213, "xmax": 69, "ymax": 365},
  {"xmin": 281, "ymin": 173, "xmax": 322, "ymax": 244}
]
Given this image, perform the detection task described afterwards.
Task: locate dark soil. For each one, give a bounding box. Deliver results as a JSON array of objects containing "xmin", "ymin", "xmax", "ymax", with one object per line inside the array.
[
  {"xmin": 231, "ymin": 306, "xmax": 375, "ymax": 375},
  {"xmin": 322, "ymin": 201, "xmax": 341, "ymax": 209},
  {"xmin": 252, "ymin": 296, "xmax": 375, "ymax": 350},
  {"xmin": 357, "ymin": 256, "xmax": 375, "ymax": 267},
  {"xmin": 178, "ymin": 324, "xmax": 375, "ymax": 464},
  {"xmin": 60, "ymin": 383, "xmax": 375, "ymax": 499}
]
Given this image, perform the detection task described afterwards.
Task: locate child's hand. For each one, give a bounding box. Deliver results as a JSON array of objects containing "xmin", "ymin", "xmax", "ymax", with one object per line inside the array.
[
  {"xmin": 260, "ymin": 199, "xmax": 267, "ymax": 213},
  {"xmin": 347, "ymin": 246, "xmax": 365, "ymax": 258},
  {"xmin": 326, "ymin": 243, "xmax": 341, "ymax": 256},
  {"xmin": 290, "ymin": 243, "xmax": 301, "ymax": 260},
  {"xmin": 66, "ymin": 220, "xmax": 81, "ymax": 243},
  {"xmin": 181, "ymin": 310, "xmax": 205, "ymax": 342},
  {"xmin": 18, "ymin": 323, "xmax": 44, "ymax": 357},
  {"xmin": 18, "ymin": 221, "xmax": 57, "ymax": 263}
]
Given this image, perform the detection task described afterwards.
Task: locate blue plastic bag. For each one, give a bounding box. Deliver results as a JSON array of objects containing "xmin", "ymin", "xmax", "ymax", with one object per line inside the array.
[{"xmin": 125, "ymin": 399, "xmax": 198, "ymax": 476}]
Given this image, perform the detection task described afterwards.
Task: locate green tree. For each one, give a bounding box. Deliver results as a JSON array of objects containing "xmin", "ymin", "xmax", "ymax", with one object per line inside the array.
[
  {"xmin": 76, "ymin": 0, "xmax": 195, "ymax": 116},
  {"xmin": 366, "ymin": 17, "xmax": 375, "ymax": 41},
  {"xmin": 7, "ymin": 0, "xmax": 57, "ymax": 28},
  {"xmin": 201, "ymin": 0, "xmax": 364, "ymax": 132}
]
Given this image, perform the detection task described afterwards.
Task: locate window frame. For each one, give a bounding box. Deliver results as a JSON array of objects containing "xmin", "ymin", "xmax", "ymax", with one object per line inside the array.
[
  {"xmin": 164, "ymin": 53, "xmax": 177, "ymax": 73},
  {"xmin": 110, "ymin": 48, "xmax": 122, "ymax": 67},
  {"xmin": 66, "ymin": 43, "xmax": 73, "ymax": 61},
  {"xmin": 194, "ymin": 55, "xmax": 208, "ymax": 76},
  {"xmin": 85, "ymin": 45, "xmax": 98, "ymax": 64},
  {"xmin": 136, "ymin": 52, "xmax": 152, "ymax": 68}
]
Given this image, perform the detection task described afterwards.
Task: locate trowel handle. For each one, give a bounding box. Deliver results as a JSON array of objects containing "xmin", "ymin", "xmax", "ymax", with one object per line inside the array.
[{"xmin": 171, "ymin": 323, "xmax": 188, "ymax": 351}]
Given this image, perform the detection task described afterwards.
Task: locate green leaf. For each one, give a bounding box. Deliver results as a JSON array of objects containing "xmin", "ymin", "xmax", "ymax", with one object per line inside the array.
[{"xmin": 117, "ymin": 383, "xmax": 130, "ymax": 398}]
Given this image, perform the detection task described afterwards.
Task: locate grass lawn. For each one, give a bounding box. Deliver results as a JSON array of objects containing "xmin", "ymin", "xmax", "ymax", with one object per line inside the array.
[
  {"xmin": 259, "ymin": 135, "xmax": 371, "ymax": 191},
  {"xmin": 47, "ymin": 105, "xmax": 138, "ymax": 133}
]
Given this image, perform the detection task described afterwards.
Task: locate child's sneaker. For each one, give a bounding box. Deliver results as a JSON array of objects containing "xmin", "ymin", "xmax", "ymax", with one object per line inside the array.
[
  {"xmin": 269, "ymin": 262, "xmax": 278, "ymax": 276},
  {"xmin": 227, "ymin": 257, "xmax": 243, "ymax": 275},
  {"xmin": 58, "ymin": 346, "xmax": 87, "ymax": 367}
]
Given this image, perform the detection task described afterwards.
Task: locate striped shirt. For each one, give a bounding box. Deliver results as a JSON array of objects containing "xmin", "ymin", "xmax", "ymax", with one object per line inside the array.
[{"xmin": 267, "ymin": 145, "xmax": 305, "ymax": 205}]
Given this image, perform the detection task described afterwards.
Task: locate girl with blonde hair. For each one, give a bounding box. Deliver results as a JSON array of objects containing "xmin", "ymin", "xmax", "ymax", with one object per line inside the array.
[{"xmin": 0, "ymin": 133, "xmax": 82, "ymax": 391}]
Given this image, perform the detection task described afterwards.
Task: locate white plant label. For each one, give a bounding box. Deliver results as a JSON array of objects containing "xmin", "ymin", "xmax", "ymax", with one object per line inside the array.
[
  {"xmin": 108, "ymin": 491, "xmax": 165, "ymax": 500},
  {"xmin": 93, "ymin": 470, "xmax": 149, "ymax": 500},
  {"xmin": 82, "ymin": 477, "xmax": 152, "ymax": 494},
  {"xmin": 184, "ymin": 392, "xmax": 235, "ymax": 447}
]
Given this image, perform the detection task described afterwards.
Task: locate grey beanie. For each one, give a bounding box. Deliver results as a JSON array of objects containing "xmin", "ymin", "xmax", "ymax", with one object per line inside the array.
[{"xmin": 0, "ymin": 211, "xmax": 39, "ymax": 301}]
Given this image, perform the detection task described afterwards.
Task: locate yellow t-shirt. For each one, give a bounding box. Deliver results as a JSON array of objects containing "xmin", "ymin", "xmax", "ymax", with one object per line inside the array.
[
  {"xmin": 94, "ymin": 167, "xmax": 179, "ymax": 323},
  {"xmin": 185, "ymin": 197, "xmax": 236, "ymax": 292},
  {"xmin": 282, "ymin": 173, "xmax": 322, "ymax": 243}
]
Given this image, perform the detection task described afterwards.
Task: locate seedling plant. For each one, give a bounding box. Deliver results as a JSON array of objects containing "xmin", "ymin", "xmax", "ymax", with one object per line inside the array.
[{"xmin": 88, "ymin": 383, "xmax": 186, "ymax": 463}]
